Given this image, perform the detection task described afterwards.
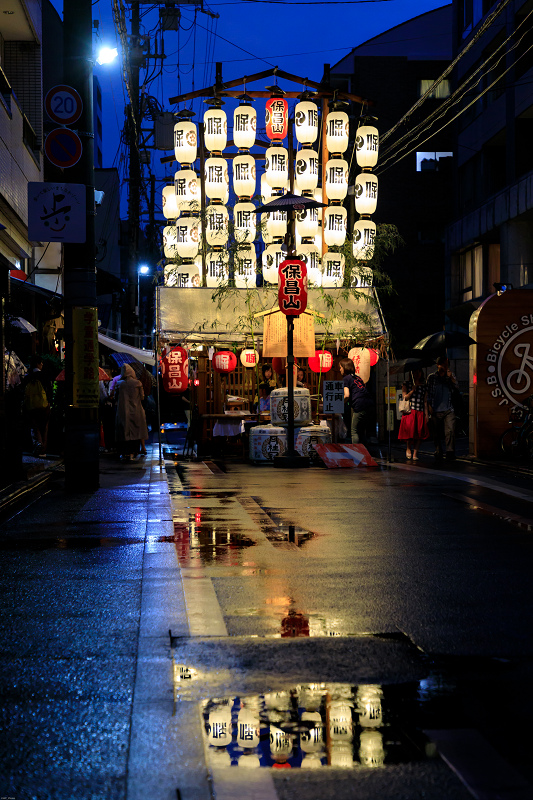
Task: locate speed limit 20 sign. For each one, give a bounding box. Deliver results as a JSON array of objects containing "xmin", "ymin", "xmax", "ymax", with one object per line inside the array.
[{"xmin": 45, "ymin": 85, "xmax": 83, "ymax": 126}]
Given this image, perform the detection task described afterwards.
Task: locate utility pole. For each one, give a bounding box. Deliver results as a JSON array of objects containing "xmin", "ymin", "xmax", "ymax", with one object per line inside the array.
[
  {"xmin": 128, "ymin": 0, "xmax": 142, "ymax": 340},
  {"xmin": 62, "ymin": 0, "xmax": 100, "ymax": 491}
]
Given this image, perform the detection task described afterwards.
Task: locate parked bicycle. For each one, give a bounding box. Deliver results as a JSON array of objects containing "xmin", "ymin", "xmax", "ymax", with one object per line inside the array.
[{"xmin": 499, "ymin": 395, "xmax": 533, "ymax": 459}]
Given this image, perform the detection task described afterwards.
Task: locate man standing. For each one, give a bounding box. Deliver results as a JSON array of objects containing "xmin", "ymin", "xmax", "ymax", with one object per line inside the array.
[{"xmin": 426, "ymin": 356, "xmax": 458, "ymax": 461}]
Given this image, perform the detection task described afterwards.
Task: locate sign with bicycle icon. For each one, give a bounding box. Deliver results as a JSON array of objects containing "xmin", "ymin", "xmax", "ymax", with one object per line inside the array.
[{"xmin": 472, "ymin": 289, "xmax": 533, "ymax": 458}]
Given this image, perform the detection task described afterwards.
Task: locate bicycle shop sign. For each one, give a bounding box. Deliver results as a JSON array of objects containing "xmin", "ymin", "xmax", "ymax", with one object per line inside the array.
[{"xmin": 484, "ymin": 312, "xmax": 533, "ymax": 408}]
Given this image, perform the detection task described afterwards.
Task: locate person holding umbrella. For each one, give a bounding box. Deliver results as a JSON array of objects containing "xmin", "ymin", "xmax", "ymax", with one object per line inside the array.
[
  {"xmin": 398, "ymin": 368, "xmax": 429, "ymax": 461},
  {"xmin": 426, "ymin": 356, "xmax": 459, "ymax": 461}
]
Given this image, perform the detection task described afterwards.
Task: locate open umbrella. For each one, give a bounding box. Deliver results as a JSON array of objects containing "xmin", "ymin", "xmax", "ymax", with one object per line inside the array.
[
  {"xmin": 390, "ymin": 356, "xmax": 434, "ymax": 376},
  {"xmin": 7, "ymin": 316, "xmax": 37, "ymax": 333},
  {"xmin": 254, "ymin": 191, "xmax": 327, "ymax": 215},
  {"xmin": 411, "ymin": 330, "xmax": 476, "ymax": 357},
  {"xmin": 109, "ymin": 352, "xmax": 153, "ymax": 396},
  {"xmin": 55, "ymin": 367, "xmax": 111, "ymax": 381}
]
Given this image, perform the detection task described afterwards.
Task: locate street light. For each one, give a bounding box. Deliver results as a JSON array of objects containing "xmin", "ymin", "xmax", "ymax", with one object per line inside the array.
[
  {"xmin": 96, "ymin": 46, "xmax": 118, "ymax": 66},
  {"xmin": 137, "ymin": 264, "xmax": 150, "ymax": 315}
]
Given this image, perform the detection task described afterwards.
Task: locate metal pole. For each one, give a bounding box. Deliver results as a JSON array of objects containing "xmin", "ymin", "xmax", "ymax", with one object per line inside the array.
[
  {"xmin": 155, "ymin": 286, "xmax": 163, "ymax": 467},
  {"xmin": 63, "ymin": 0, "xmax": 99, "ymax": 491}
]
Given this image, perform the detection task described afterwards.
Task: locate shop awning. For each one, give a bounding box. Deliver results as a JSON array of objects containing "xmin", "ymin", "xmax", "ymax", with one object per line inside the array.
[
  {"xmin": 98, "ymin": 332, "xmax": 155, "ymax": 365},
  {"xmin": 157, "ymin": 287, "xmax": 387, "ymax": 345}
]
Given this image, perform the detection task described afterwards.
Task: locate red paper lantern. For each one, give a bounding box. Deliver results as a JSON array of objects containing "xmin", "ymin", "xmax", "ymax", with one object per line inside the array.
[
  {"xmin": 368, "ymin": 348, "xmax": 379, "ymax": 366},
  {"xmin": 278, "ymin": 258, "xmax": 307, "ymax": 316},
  {"xmin": 308, "ymin": 350, "xmax": 333, "ymax": 373},
  {"xmin": 161, "ymin": 346, "xmax": 188, "ymax": 393},
  {"xmin": 265, "ymin": 97, "xmax": 288, "ymax": 140},
  {"xmin": 212, "ymin": 350, "xmax": 237, "ymax": 373},
  {"xmin": 272, "ymin": 357, "xmax": 285, "ymax": 375}
]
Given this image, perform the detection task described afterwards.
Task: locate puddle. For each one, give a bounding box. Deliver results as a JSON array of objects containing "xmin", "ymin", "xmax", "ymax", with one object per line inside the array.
[
  {"xmin": 167, "ymin": 515, "xmax": 257, "ymax": 567},
  {"xmin": 242, "ymin": 499, "xmax": 317, "ymax": 548},
  {"xmin": 198, "ymin": 682, "xmax": 426, "ymax": 769}
]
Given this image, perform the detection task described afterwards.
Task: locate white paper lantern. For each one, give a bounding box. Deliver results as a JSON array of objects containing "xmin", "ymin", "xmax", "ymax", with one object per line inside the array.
[
  {"xmin": 207, "ymin": 705, "xmax": 232, "ymax": 747},
  {"xmin": 354, "ymin": 173, "xmax": 378, "ymax": 215},
  {"xmin": 325, "ymin": 159, "xmax": 348, "ymax": 201},
  {"xmin": 295, "ymin": 100, "xmax": 319, "ymax": 144},
  {"xmin": 234, "ymin": 104, "xmax": 256, "ymax": 149},
  {"xmin": 356, "ymin": 122, "xmax": 379, "ymax": 169},
  {"xmin": 297, "ymin": 241, "xmax": 321, "ymax": 286},
  {"xmin": 163, "ymin": 225, "xmax": 178, "ymax": 259},
  {"xmin": 174, "ymin": 120, "xmax": 197, "ymax": 164},
  {"xmin": 323, "ymin": 206, "xmax": 347, "ymax": 246},
  {"xmin": 265, "ymin": 145, "xmax": 288, "ymax": 188},
  {"xmin": 266, "ymin": 209, "xmax": 287, "ymax": 239},
  {"xmin": 164, "ymin": 262, "xmax": 201, "ymax": 288},
  {"xmin": 296, "ymin": 207, "xmax": 319, "ymax": 239},
  {"xmin": 352, "ymin": 218, "xmax": 376, "ymax": 261},
  {"xmin": 233, "ymin": 154, "xmax": 256, "ymax": 198},
  {"xmin": 204, "ymin": 107, "xmax": 227, "ymax": 152},
  {"xmin": 295, "ymin": 148, "xmax": 319, "ymax": 192},
  {"xmin": 240, "ymin": 348, "xmax": 259, "ymax": 367},
  {"xmin": 348, "ymin": 347, "xmax": 371, "ymax": 382},
  {"xmin": 234, "ymin": 245, "xmax": 256, "ymax": 287},
  {"xmin": 206, "ymin": 249, "xmax": 229, "ymax": 287},
  {"xmin": 263, "ymin": 242, "xmax": 285, "ymax": 283},
  {"xmin": 351, "ymin": 266, "xmax": 374, "ymax": 288},
  {"xmin": 162, "ymin": 185, "xmax": 180, "ymax": 221},
  {"xmin": 206, "ymin": 204, "xmax": 229, "ymax": 246},
  {"xmin": 234, "ymin": 202, "xmax": 256, "ymax": 243},
  {"xmin": 261, "ymin": 173, "xmax": 273, "ymax": 203},
  {"xmin": 261, "ymin": 214, "xmax": 274, "ymax": 244},
  {"xmin": 326, "ymin": 110, "xmax": 349, "ymax": 154},
  {"xmin": 237, "ymin": 708, "xmax": 260, "ymax": 749},
  {"xmin": 174, "ymin": 168, "xmax": 198, "ymax": 212},
  {"xmin": 322, "ymin": 252, "xmax": 345, "ymax": 287},
  {"xmin": 359, "ymin": 731, "xmax": 385, "ymax": 767},
  {"xmin": 175, "ymin": 218, "xmax": 200, "ymax": 259},
  {"xmin": 205, "ymin": 156, "xmax": 229, "ymax": 201}
]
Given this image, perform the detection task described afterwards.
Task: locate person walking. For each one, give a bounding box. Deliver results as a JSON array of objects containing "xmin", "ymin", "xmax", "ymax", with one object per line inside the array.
[
  {"xmin": 114, "ymin": 364, "xmax": 149, "ymax": 461},
  {"xmin": 22, "ymin": 355, "xmax": 51, "ymax": 457},
  {"xmin": 426, "ymin": 356, "xmax": 458, "ymax": 461},
  {"xmin": 339, "ymin": 357, "xmax": 374, "ymax": 445},
  {"xmin": 398, "ymin": 368, "xmax": 429, "ymax": 461}
]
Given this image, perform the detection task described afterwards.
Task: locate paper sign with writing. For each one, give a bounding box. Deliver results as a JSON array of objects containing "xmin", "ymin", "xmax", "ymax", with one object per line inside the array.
[
  {"xmin": 72, "ymin": 306, "xmax": 99, "ymax": 408},
  {"xmin": 262, "ymin": 311, "xmax": 315, "ymax": 357}
]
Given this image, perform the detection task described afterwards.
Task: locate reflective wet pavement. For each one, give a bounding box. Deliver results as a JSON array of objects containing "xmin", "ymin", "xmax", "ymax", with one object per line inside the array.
[{"xmin": 1, "ymin": 447, "xmax": 533, "ymax": 799}]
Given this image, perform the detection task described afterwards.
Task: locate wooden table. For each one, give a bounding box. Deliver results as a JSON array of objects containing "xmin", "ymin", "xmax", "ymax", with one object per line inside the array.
[{"xmin": 199, "ymin": 413, "xmax": 259, "ymax": 458}]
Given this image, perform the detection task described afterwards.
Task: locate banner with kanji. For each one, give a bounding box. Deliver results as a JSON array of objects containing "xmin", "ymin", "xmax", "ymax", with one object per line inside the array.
[
  {"xmin": 72, "ymin": 306, "xmax": 99, "ymax": 408},
  {"xmin": 262, "ymin": 310, "xmax": 315, "ymax": 357}
]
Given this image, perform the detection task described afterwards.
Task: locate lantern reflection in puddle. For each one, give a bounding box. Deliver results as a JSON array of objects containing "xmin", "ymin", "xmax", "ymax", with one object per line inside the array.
[
  {"xmin": 328, "ymin": 700, "xmax": 353, "ymax": 741},
  {"xmin": 237, "ymin": 753, "xmax": 261, "ymax": 769},
  {"xmin": 270, "ymin": 725, "xmax": 293, "ymax": 757},
  {"xmin": 359, "ymin": 730, "xmax": 385, "ymax": 767},
  {"xmin": 301, "ymin": 753, "xmax": 323, "ymax": 769},
  {"xmin": 330, "ymin": 741, "xmax": 353, "ymax": 768},
  {"xmin": 300, "ymin": 712, "xmax": 324, "ymax": 754},
  {"xmin": 237, "ymin": 707, "xmax": 260, "ymax": 748},
  {"xmin": 356, "ymin": 684, "xmax": 383, "ymax": 728},
  {"xmin": 207, "ymin": 703, "xmax": 232, "ymax": 747},
  {"xmin": 210, "ymin": 748, "xmax": 231, "ymax": 767},
  {"xmin": 298, "ymin": 683, "xmax": 325, "ymax": 711}
]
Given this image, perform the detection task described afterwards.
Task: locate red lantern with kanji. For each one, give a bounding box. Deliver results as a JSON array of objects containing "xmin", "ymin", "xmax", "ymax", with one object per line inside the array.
[
  {"xmin": 368, "ymin": 348, "xmax": 380, "ymax": 366},
  {"xmin": 278, "ymin": 259, "xmax": 307, "ymax": 316},
  {"xmin": 212, "ymin": 350, "xmax": 237, "ymax": 373},
  {"xmin": 308, "ymin": 350, "xmax": 333, "ymax": 373},
  {"xmin": 348, "ymin": 347, "xmax": 370, "ymax": 383},
  {"xmin": 161, "ymin": 346, "xmax": 188, "ymax": 393},
  {"xmin": 265, "ymin": 97, "xmax": 288, "ymax": 140},
  {"xmin": 272, "ymin": 357, "xmax": 285, "ymax": 375}
]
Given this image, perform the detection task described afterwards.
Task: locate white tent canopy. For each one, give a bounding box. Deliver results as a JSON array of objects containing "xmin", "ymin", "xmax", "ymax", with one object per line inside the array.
[{"xmin": 98, "ymin": 332, "xmax": 155, "ymax": 365}]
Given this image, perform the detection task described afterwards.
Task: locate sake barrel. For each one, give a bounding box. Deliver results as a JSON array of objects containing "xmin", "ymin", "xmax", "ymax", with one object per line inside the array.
[
  {"xmin": 249, "ymin": 424, "xmax": 287, "ymax": 463},
  {"xmin": 295, "ymin": 424, "xmax": 331, "ymax": 463},
  {"xmin": 270, "ymin": 387, "xmax": 311, "ymax": 427}
]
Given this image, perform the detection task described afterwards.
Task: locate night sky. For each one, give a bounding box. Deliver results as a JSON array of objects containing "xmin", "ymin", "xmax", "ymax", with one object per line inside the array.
[{"xmin": 50, "ymin": 0, "xmax": 446, "ymax": 212}]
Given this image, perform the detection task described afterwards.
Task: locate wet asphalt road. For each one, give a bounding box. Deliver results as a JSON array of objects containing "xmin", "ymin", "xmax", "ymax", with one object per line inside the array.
[{"xmin": 1, "ymin": 448, "xmax": 533, "ymax": 799}]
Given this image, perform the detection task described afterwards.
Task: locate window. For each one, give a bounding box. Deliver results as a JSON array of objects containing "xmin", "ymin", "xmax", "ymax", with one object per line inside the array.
[
  {"xmin": 459, "ymin": 245, "xmax": 483, "ymax": 301},
  {"xmin": 416, "ymin": 152, "xmax": 453, "ymax": 171},
  {"xmin": 419, "ymin": 79, "xmax": 451, "ymax": 99}
]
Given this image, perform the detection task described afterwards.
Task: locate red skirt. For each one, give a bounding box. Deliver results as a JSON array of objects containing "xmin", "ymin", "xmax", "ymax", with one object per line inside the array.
[{"xmin": 398, "ymin": 409, "xmax": 429, "ymax": 440}]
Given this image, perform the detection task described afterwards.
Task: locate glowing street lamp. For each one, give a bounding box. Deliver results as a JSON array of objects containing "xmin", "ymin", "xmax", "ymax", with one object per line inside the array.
[{"xmin": 96, "ymin": 46, "xmax": 118, "ymax": 65}]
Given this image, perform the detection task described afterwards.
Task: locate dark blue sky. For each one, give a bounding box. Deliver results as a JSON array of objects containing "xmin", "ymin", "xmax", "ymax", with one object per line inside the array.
[{"xmin": 52, "ymin": 0, "xmax": 446, "ymax": 210}]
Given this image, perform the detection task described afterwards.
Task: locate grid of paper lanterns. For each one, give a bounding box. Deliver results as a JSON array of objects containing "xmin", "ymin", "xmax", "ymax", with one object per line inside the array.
[
  {"xmin": 265, "ymin": 145, "xmax": 288, "ymax": 189},
  {"xmin": 234, "ymin": 202, "xmax": 256, "ymax": 243},
  {"xmin": 296, "ymin": 207, "xmax": 319, "ymax": 239},
  {"xmin": 174, "ymin": 168, "xmax": 198, "ymax": 212},
  {"xmin": 174, "ymin": 119, "xmax": 197, "ymax": 165},
  {"xmin": 353, "ymin": 117, "xmax": 379, "ymax": 262},
  {"xmin": 233, "ymin": 153, "xmax": 255, "ymax": 198},
  {"xmin": 234, "ymin": 245, "xmax": 256, "ymax": 288},
  {"xmin": 233, "ymin": 100, "xmax": 256, "ymax": 150},
  {"xmin": 294, "ymin": 99, "xmax": 319, "ymax": 145},
  {"xmin": 205, "ymin": 204, "xmax": 229, "ymax": 246},
  {"xmin": 295, "ymin": 148, "xmax": 319, "ymax": 192},
  {"xmin": 206, "ymin": 249, "xmax": 229, "ymax": 287},
  {"xmin": 263, "ymin": 242, "xmax": 285, "ymax": 284}
]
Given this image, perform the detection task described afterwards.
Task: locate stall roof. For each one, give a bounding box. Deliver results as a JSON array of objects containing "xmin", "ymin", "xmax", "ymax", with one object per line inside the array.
[
  {"xmin": 157, "ymin": 287, "xmax": 387, "ymax": 345},
  {"xmin": 97, "ymin": 332, "xmax": 155, "ymax": 365}
]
